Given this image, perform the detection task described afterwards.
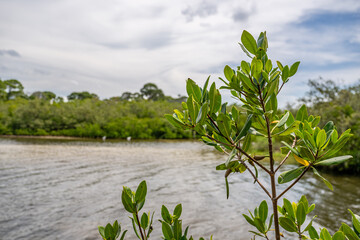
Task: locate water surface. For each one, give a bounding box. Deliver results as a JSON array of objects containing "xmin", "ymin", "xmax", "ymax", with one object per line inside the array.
[{"xmin": 0, "ymin": 138, "xmax": 359, "ymax": 239}]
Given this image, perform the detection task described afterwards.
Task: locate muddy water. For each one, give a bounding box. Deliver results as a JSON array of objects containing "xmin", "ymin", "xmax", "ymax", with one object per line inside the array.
[{"xmin": 0, "ymin": 138, "xmax": 359, "ymax": 239}]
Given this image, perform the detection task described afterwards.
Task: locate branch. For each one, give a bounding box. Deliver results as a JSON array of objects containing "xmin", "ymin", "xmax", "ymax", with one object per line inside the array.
[
  {"xmin": 275, "ymin": 137, "xmax": 297, "ymax": 173},
  {"xmin": 206, "ymin": 134, "xmax": 272, "ymax": 198},
  {"xmin": 239, "ymin": 156, "xmax": 272, "ymax": 199},
  {"xmin": 276, "ymin": 165, "xmax": 312, "ymax": 200},
  {"xmin": 206, "ymin": 134, "xmax": 270, "ymax": 174}
]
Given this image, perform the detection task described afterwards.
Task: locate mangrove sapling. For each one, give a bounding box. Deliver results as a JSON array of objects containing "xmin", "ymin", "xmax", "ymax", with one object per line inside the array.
[{"xmin": 165, "ymin": 30, "xmax": 354, "ymax": 239}]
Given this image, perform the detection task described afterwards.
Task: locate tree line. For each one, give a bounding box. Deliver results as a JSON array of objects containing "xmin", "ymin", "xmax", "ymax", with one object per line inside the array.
[{"xmin": 0, "ymin": 78, "xmax": 190, "ymax": 139}]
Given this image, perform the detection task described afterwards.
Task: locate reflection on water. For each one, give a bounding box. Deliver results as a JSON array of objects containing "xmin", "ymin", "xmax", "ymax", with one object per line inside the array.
[{"xmin": 0, "ymin": 138, "xmax": 359, "ymax": 239}]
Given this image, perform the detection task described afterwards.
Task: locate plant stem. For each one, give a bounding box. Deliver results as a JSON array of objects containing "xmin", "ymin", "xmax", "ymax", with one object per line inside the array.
[
  {"xmin": 135, "ymin": 211, "xmax": 146, "ymax": 240},
  {"xmin": 275, "ymin": 137, "xmax": 297, "ymax": 172}
]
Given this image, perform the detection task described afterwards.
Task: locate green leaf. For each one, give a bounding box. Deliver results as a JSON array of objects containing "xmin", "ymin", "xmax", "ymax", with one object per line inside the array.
[
  {"xmin": 283, "ymin": 198, "xmax": 295, "ymax": 220},
  {"xmin": 173, "ymin": 204, "xmax": 182, "ymax": 218},
  {"xmin": 340, "ymin": 223, "xmax": 360, "ymax": 240},
  {"xmin": 312, "ymin": 167, "xmax": 333, "ymax": 191},
  {"xmin": 333, "ymin": 231, "xmax": 346, "ymax": 240},
  {"xmin": 98, "ymin": 226, "xmax": 105, "ymax": 239},
  {"xmin": 296, "ymin": 202, "xmax": 306, "ymax": 226},
  {"xmin": 276, "ymin": 61, "xmax": 284, "ymax": 71},
  {"xmin": 120, "ymin": 230, "xmax": 127, "ymax": 240},
  {"xmin": 349, "ymin": 210, "xmax": 360, "ymax": 235},
  {"xmin": 254, "ymin": 217, "xmax": 266, "ymax": 233},
  {"xmin": 265, "ymin": 59, "xmax": 272, "ymax": 73},
  {"xmin": 279, "ymin": 217, "xmax": 297, "ymax": 232},
  {"xmin": 235, "ymin": 114, "xmax": 253, "ymax": 142},
  {"xmin": 165, "ymin": 114, "xmax": 185, "ymax": 129},
  {"xmin": 241, "ymin": 61, "xmax": 251, "ymax": 75},
  {"xmin": 315, "ymin": 155, "xmax": 353, "ymax": 166},
  {"xmin": 209, "ymin": 83, "xmax": 222, "ymax": 113},
  {"xmin": 282, "ymin": 66, "xmax": 289, "ymax": 82},
  {"xmin": 161, "ymin": 205, "xmax": 172, "ymax": 224},
  {"xmin": 122, "ymin": 187, "xmax": 135, "ymax": 213},
  {"xmin": 243, "ymin": 214, "xmax": 255, "ymax": 226},
  {"xmin": 187, "ymin": 95, "xmax": 195, "ymax": 124},
  {"xmin": 186, "ymin": 78, "xmax": 202, "ymax": 103},
  {"xmin": 251, "ymin": 58, "xmax": 263, "ymax": 80},
  {"xmin": 135, "ymin": 180, "xmax": 147, "ymax": 204},
  {"xmin": 201, "ymin": 76, "xmax": 211, "ymax": 102},
  {"xmin": 225, "ymin": 148, "xmax": 237, "ymax": 167},
  {"xmin": 217, "ymin": 113, "xmax": 232, "ymax": 137},
  {"xmin": 105, "ymin": 223, "xmax": 113, "ymax": 239},
  {"xmin": 196, "ymin": 102, "xmax": 208, "ymax": 124},
  {"xmin": 308, "ymin": 226, "xmax": 320, "ymax": 239},
  {"xmin": 241, "ymin": 30, "xmax": 258, "ymax": 55},
  {"xmin": 281, "ymin": 141, "xmax": 299, "ymax": 155},
  {"xmin": 141, "ymin": 212, "xmax": 149, "ymax": 229},
  {"xmin": 320, "ymin": 228, "xmax": 332, "ymax": 240},
  {"xmin": 316, "ymin": 129, "xmax": 327, "ymax": 148},
  {"xmin": 304, "ymin": 215, "xmax": 317, "ymax": 231},
  {"xmin": 162, "ymin": 221, "xmax": 174, "ymax": 239},
  {"xmin": 296, "ymin": 105, "xmax": 308, "ymax": 121},
  {"xmin": 259, "ymin": 200, "xmax": 268, "ymax": 223},
  {"xmin": 278, "ymin": 166, "xmax": 305, "ymax": 184},
  {"xmin": 224, "ymin": 65, "xmax": 234, "ymax": 81},
  {"xmin": 289, "ymin": 61, "xmax": 300, "ymax": 77}
]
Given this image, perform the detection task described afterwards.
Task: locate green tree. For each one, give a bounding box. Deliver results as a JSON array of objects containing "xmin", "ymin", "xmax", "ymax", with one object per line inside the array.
[
  {"xmin": 166, "ymin": 30, "xmax": 353, "ymax": 240},
  {"xmin": 4, "ymin": 79, "xmax": 25, "ymax": 100},
  {"xmin": 67, "ymin": 91, "xmax": 99, "ymax": 100},
  {"xmin": 30, "ymin": 91, "xmax": 56, "ymax": 100},
  {"xmin": 140, "ymin": 83, "xmax": 165, "ymax": 101}
]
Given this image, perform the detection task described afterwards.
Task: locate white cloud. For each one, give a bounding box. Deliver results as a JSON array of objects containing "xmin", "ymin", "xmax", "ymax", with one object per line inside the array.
[{"xmin": 0, "ymin": 0, "xmax": 359, "ymax": 104}]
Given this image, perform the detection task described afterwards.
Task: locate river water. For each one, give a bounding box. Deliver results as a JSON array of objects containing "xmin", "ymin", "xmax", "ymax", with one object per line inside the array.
[{"xmin": 0, "ymin": 138, "xmax": 359, "ymax": 239}]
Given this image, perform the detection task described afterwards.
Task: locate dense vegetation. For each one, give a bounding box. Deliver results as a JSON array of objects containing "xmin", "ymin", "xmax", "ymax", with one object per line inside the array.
[
  {"xmin": 0, "ymin": 79, "xmax": 190, "ymax": 139},
  {"xmin": 295, "ymin": 78, "xmax": 360, "ymax": 173}
]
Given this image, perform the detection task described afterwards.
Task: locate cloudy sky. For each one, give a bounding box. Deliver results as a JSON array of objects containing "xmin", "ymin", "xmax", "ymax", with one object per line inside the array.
[{"xmin": 0, "ymin": 0, "xmax": 359, "ymax": 105}]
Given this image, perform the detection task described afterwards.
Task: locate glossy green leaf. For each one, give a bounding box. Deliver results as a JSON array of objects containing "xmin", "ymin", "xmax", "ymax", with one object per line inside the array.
[
  {"xmin": 289, "ymin": 61, "xmax": 300, "ymax": 77},
  {"xmin": 349, "ymin": 210, "xmax": 360, "ymax": 235},
  {"xmin": 283, "ymin": 198, "xmax": 295, "ymax": 220},
  {"xmin": 316, "ymin": 129, "xmax": 327, "ymax": 148},
  {"xmin": 259, "ymin": 200, "xmax": 268, "ymax": 223},
  {"xmin": 186, "ymin": 78, "xmax": 202, "ymax": 103},
  {"xmin": 312, "ymin": 167, "xmax": 333, "ymax": 191},
  {"xmin": 296, "ymin": 202, "xmax": 306, "ymax": 226},
  {"xmin": 161, "ymin": 221, "xmax": 173, "ymax": 239},
  {"xmin": 209, "ymin": 83, "xmax": 222, "ymax": 113},
  {"xmin": 320, "ymin": 228, "xmax": 332, "ymax": 240},
  {"xmin": 241, "ymin": 30, "xmax": 258, "ymax": 55},
  {"xmin": 282, "ymin": 66, "xmax": 289, "ymax": 82},
  {"xmin": 340, "ymin": 223, "xmax": 360, "ymax": 240},
  {"xmin": 308, "ymin": 226, "xmax": 320, "ymax": 239},
  {"xmin": 224, "ymin": 65, "xmax": 234, "ymax": 81},
  {"xmin": 281, "ymin": 141, "xmax": 300, "ymax": 155},
  {"xmin": 135, "ymin": 180, "xmax": 147, "ymax": 204},
  {"xmin": 315, "ymin": 155, "xmax": 353, "ymax": 166},
  {"xmin": 141, "ymin": 212, "xmax": 149, "ymax": 229},
  {"xmin": 333, "ymin": 231, "xmax": 346, "ymax": 240},
  {"xmin": 161, "ymin": 205, "xmax": 172, "ymax": 224},
  {"xmin": 296, "ymin": 105, "xmax": 308, "ymax": 121},
  {"xmin": 173, "ymin": 204, "xmax": 182, "ymax": 218},
  {"xmin": 235, "ymin": 114, "xmax": 253, "ymax": 142},
  {"xmin": 243, "ymin": 214, "xmax": 255, "ymax": 226},
  {"xmin": 278, "ymin": 166, "xmax": 305, "ymax": 184},
  {"xmin": 121, "ymin": 187, "xmax": 135, "ymax": 213},
  {"xmin": 241, "ymin": 61, "xmax": 251, "ymax": 75},
  {"xmin": 279, "ymin": 217, "xmax": 297, "ymax": 232}
]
